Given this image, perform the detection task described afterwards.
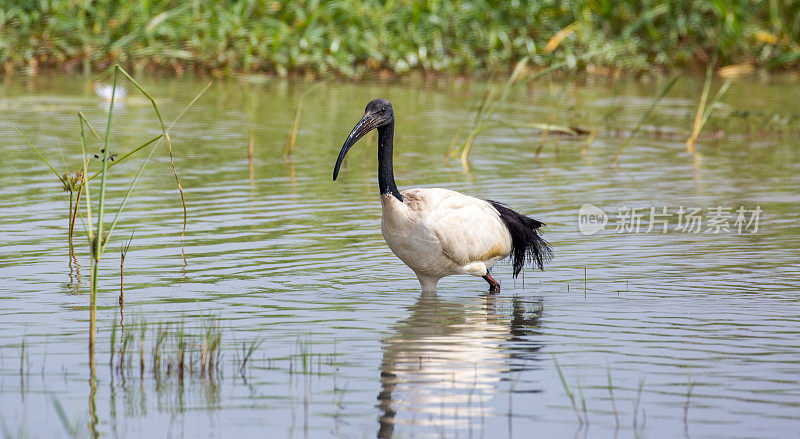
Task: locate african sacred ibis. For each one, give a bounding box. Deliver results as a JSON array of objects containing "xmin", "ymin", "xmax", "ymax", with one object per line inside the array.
[{"xmin": 333, "ymin": 99, "xmax": 552, "ymax": 294}]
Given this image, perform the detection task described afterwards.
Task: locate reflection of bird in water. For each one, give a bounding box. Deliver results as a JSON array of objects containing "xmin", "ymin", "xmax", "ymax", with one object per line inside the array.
[
  {"xmin": 94, "ymin": 82, "xmax": 128, "ymax": 101},
  {"xmin": 378, "ymin": 293, "xmax": 544, "ymax": 438},
  {"xmin": 333, "ymin": 99, "xmax": 552, "ymax": 294}
]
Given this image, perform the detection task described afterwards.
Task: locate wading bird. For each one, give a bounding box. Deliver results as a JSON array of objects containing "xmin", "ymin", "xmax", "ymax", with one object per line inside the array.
[
  {"xmin": 333, "ymin": 99, "xmax": 552, "ymax": 294},
  {"xmin": 93, "ymin": 82, "xmax": 127, "ymax": 101}
]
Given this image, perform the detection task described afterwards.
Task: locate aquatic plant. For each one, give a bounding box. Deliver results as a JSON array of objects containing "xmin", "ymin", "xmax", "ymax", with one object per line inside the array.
[
  {"xmin": 236, "ymin": 338, "xmax": 263, "ymax": 379},
  {"xmin": 686, "ymin": 59, "xmax": 732, "ymax": 152},
  {"xmin": 1, "ymin": 0, "xmax": 798, "ymax": 77},
  {"xmin": 607, "ymin": 365, "xmax": 620, "ymax": 428},
  {"xmin": 448, "ymin": 48, "xmax": 620, "ymax": 167},
  {"xmin": 51, "ymin": 396, "xmax": 80, "ymax": 438},
  {"xmin": 553, "ymin": 356, "xmax": 584, "ymax": 425},
  {"xmin": 633, "ymin": 376, "xmax": 647, "ymax": 433},
  {"xmin": 283, "ymin": 101, "xmax": 303, "ymax": 159},
  {"xmin": 15, "ymin": 82, "xmax": 207, "ymax": 259},
  {"xmin": 684, "ymin": 373, "xmax": 694, "ymax": 436},
  {"xmin": 12, "ymin": 127, "xmax": 89, "ymax": 247},
  {"xmin": 73, "ymin": 66, "xmax": 208, "ymax": 355},
  {"xmin": 14, "ymin": 68, "xmax": 209, "ymax": 427},
  {"xmin": 107, "ymin": 316, "xmax": 270, "ymax": 383}
]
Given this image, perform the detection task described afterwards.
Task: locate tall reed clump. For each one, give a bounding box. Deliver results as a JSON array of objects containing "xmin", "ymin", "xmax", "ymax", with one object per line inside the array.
[
  {"xmin": 77, "ymin": 66, "xmax": 209, "ymax": 354},
  {"xmin": 16, "ymin": 91, "xmax": 206, "ymax": 258}
]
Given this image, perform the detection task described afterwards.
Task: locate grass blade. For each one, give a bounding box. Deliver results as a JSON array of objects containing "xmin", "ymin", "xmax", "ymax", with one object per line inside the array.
[
  {"xmin": 687, "ymin": 60, "xmax": 715, "ymax": 152},
  {"xmin": 115, "ymin": 68, "xmax": 211, "ymax": 257},
  {"xmin": 78, "ymin": 116, "xmax": 94, "ymax": 244},
  {"xmin": 116, "ymin": 67, "xmax": 166, "ymax": 130},
  {"xmin": 283, "ymin": 102, "xmax": 302, "ymax": 158},
  {"xmin": 695, "ymin": 79, "xmax": 732, "ymax": 141},
  {"xmin": 611, "ymin": 75, "xmax": 680, "ymax": 164},
  {"xmin": 167, "ymin": 81, "xmax": 213, "ymax": 131},
  {"xmin": 633, "ymin": 376, "xmax": 646, "ymax": 430},
  {"xmin": 78, "ymin": 112, "xmax": 103, "ymax": 141},
  {"xmin": 12, "ymin": 123, "xmax": 65, "ymax": 185},
  {"xmin": 103, "ymin": 131, "xmax": 161, "ymax": 244},
  {"xmin": 95, "ymin": 67, "xmax": 119, "ymax": 260}
]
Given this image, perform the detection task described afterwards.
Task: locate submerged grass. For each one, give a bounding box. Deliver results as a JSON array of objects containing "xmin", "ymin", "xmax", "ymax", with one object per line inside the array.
[
  {"xmin": 51, "ymin": 396, "xmax": 79, "ymax": 438},
  {"xmin": 239, "ymin": 339, "xmax": 263, "ymax": 378},
  {"xmin": 553, "ymin": 356, "xmax": 584, "ymax": 425},
  {"xmin": 607, "ymin": 365, "xmax": 620, "ymax": 428},
  {"xmin": 107, "ymin": 316, "xmax": 273, "ymax": 384},
  {"xmin": 113, "ymin": 317, "xmax": 224, "ymax": 381},
  {"xmin": 633, "ymin": 376, "xmax": 647, "ymax": 432},
  {"xmin": 550, "ymin": 360, "xmax": 671, "ymax": 434},
  {"xmin": 119, "ymin": 230, "xmax": 133, "ymax": 326},
  {"xmin": 684, "ymin": 373, "xmax": 694, "ymax": 435}
]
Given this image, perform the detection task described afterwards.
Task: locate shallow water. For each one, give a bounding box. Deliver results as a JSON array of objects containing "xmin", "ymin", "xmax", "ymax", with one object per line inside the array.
[{"xmin": 1, "ymin": 73, "xmax": 799, "ymax": 438}]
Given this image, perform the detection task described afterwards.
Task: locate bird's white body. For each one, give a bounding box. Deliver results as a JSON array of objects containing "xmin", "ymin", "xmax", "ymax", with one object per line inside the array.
[{"xmin": 380, "ymin": 188, "xmax": 512, "ymax": 293}]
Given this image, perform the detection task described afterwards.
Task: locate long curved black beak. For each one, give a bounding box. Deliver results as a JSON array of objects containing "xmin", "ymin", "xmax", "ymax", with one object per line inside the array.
[{"xmin": 333, "ymin": 113, "xmax": 381, "ymax": 181}]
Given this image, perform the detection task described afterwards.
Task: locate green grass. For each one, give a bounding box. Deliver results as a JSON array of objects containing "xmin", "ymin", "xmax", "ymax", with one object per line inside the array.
[
  {"xmin": 15, "ymin": 72, "xmax": 210, "ymax": 258},
  {"xmin": 14, "ymin": 68, "xmax": 210, "ymax": 434},
  {"xmin": 73, "ymin": 65, "xmax": 208, "ymax": 356},
  {"xmin": 112, "ymin": 317, "xmax": 221, "ymax": 380},
  {"xmin": 1, "ymin": 0, "xmax": 798, "ymax": 77},
  {"xmin": 107, "ymin": 317, "xmax": 272, "ymax": 383}
]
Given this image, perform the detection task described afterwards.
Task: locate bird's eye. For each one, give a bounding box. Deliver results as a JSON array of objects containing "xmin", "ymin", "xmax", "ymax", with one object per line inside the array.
[{"xmin": 381, "ymin": 107, "xmax": 387, "ymax": 114}]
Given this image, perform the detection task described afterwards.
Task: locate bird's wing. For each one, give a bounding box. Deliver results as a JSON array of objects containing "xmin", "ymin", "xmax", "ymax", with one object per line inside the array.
[{"xmin": 404, "ymin": 189, "xmax": 511, "ymax": 266}]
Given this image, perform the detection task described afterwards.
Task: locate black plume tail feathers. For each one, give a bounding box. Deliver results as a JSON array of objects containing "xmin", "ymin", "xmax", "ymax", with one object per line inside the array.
[{"xmin": 487, "ymin": 200, "xmax": 553, "ymax": 278}]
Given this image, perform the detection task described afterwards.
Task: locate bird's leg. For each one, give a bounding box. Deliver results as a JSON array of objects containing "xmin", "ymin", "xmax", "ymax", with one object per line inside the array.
[{"xmin": 483, "ymin": 273, "xmax": 501, "ymax": 294}]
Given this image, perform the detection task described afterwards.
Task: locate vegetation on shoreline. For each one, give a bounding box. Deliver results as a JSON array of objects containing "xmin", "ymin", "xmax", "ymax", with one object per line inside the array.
[{"xmin": 1, "ymin": 0, "xmax": 799, "ymax": 77}]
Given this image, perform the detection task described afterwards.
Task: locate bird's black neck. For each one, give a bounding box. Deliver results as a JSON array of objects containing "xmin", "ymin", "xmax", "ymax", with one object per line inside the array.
[{"xmin": 377, "ymin": 122, "xmax": 402, "ymax": 201}]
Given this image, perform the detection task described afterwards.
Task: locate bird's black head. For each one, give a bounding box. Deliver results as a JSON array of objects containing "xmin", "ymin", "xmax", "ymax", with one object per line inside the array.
[
  {"xmin": 364, "ymin": 98, "xmax": 393, "ymax": 121},
  {"xmin": 333, "ymin": 99, "xmax": 394, "ymax": 181}
]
